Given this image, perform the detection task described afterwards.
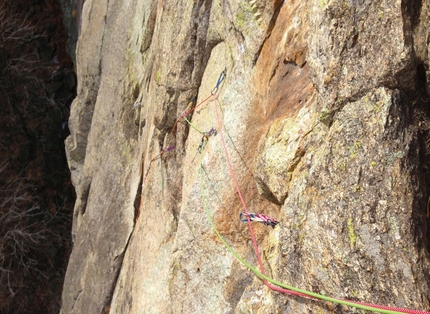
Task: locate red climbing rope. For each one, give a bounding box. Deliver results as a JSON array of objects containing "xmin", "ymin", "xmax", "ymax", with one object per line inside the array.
[{"xmin": 346, "ymin": 301, "xmax": 430, "ymax": 314}]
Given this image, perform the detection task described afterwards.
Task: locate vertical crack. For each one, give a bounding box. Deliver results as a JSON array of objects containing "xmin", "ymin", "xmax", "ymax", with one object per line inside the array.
[{"xmin": 253, "ymin": 0, "xmax": 284, "ymax": 64}]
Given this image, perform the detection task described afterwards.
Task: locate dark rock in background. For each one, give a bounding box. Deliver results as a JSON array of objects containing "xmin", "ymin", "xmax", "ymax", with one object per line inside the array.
[
  {"xmin": 0, "ymin": 0, "xmax": 76, "ymax": 313},
  {"xmin": 57, "ymin": 0, "xmax": 79, "ymax": 65}
]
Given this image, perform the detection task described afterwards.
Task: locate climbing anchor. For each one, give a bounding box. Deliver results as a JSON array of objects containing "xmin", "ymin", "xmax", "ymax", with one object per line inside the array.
[
  {"xmin": 240, "ymin": 212, "xmax": 279, "ymax": 228},
  {"xmin": 198, "ymin": 127, "xmax": 218, "ymax": 153}
]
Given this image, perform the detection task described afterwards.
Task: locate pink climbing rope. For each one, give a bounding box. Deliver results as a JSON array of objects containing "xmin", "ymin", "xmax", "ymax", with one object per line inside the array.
[{"xmin": 346, "ymin": 301, "xmax": 430, "ymax": 314}]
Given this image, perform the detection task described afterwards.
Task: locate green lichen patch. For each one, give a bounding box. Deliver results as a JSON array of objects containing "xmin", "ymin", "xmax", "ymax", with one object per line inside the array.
[
  {"xmin": 235, "ymin": 12, "xmax": 246, "ymax": 28},
  {"xmin": 347, "ymin": 218, "xmax": 356, "ymax": 249}
]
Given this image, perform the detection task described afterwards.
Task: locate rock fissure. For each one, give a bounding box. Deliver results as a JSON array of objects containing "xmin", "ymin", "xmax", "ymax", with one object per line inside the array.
[
  {"xmin": 133, "ymin": 174, "xmax": 143, "ymax": 223},
  {"xmin": 253, "ymin": 0, "xmax": 284, "ymax": 65},
  {"xmin": 103, "ymin": 230, "xmax": 134, "ymax": 314}
]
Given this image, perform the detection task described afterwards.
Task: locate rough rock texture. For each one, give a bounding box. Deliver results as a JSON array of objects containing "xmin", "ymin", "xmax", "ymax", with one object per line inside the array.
[{"xmin": 62, "ymin": 0, "xmax": 430, "ymax": 313}]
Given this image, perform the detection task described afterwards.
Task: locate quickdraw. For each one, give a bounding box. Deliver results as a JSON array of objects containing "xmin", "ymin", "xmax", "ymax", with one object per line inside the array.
[
  {"xmin": 239, "ymin": 212, "xmax": 279, "ymax": 228},
  {"xmin": 211, "ymin": 67, "xmax": 227, "ymax": 95},
  {"xmin": 198, "ymin": 127, "xmax": 218, "ymax": 153}
]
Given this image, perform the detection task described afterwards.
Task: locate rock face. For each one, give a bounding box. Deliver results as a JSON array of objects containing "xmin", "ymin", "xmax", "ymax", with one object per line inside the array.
[{"xmin": 62, "ymin": 0, "xmax": 430, "ymax": 313}]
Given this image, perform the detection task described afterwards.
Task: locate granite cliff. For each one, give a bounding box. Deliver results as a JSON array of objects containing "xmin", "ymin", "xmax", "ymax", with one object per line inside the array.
[{"xmin": 62, "ymin": 0, "xmax": 430, "ymax": 313}]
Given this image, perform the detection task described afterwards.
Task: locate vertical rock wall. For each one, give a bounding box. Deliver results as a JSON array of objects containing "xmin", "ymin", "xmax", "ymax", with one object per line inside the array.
[{"xmin": 62, "ymin": 0, "xmax": 430, "ymax": 313}]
